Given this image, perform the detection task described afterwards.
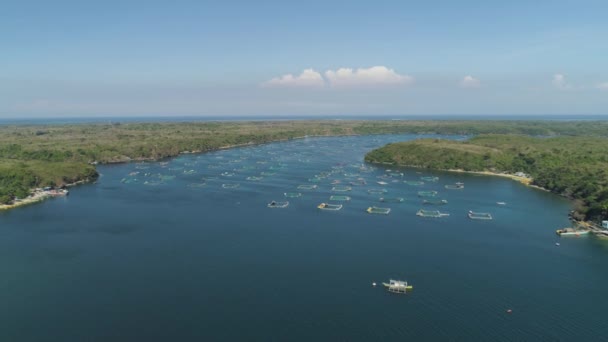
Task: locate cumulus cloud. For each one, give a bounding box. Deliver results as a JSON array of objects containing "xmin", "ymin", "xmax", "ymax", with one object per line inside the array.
[
  {"xmin": 460, "ymin": 75, "xmax": 480, "ymax": 88},
  {"xmin": 324, "ymin": 66, "xmax": 413, "ymax": 87},
  {"xmin": 261, "ymin": 68, "xmax": 324, "ymax": 88},
  {"xmin": 597, "ymin": 82, "xmax": 608, "ymax": 90},
  {"xmin": 552, "ymin": 74, "xmax": 570, "ymax": 89}
]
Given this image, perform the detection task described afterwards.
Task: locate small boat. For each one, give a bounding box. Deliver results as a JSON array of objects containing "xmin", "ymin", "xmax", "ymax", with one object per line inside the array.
[
  {"xmin": 317, "ymin": 203, "xmax": 343, "ymax": 211},
  {"xmin": 377, "ymin": 181, "xmax": 389, "ymax": 185},
  {"xmin": 268, "ymin": 201, "xmax": 289, "ymax": 208},
  {"xmin": 496, "ymin": 202, "xmax": 507, "ymax": 205},
  {"xmin": 445, "ymin": 183, "xmax": 464, "ymax": 189},
  {"xmin": 382, "ymin": 279, "xmax": 413, "ymax": 294},
  {"xmin": 367, "ymin": 206, "xmax": 391, "ymax": 215}
]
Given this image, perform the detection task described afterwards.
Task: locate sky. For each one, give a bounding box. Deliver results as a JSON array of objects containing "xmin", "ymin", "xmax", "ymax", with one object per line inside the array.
[{"xmin": 1, "ymin": 0, "xmax": 607, "ymax": 117}]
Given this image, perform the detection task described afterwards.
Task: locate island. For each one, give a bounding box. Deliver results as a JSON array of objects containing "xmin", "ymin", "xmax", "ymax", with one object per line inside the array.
[{"xmin": 365, "ymin": 134, "xmax": 608, "ymax": 224}]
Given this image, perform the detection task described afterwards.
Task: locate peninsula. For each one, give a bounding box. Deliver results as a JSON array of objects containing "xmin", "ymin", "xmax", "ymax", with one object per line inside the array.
[{"xmin": 365, "ymin": 134, "xmax": 608, "ymax": 223}]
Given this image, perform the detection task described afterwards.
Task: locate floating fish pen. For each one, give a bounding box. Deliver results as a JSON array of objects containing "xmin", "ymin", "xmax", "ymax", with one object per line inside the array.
[
  {"xmin": 187, "ymin": 182, "xmax": 206, "ymax": 188},
  {"xmin": 420, "ymin": 176, "xmax": 439, "ymax": 182},
  {"xmin": 317, "ymin": 203, "xmax": 343, "ymax": 211},
  {"xmin": 220, "ymin": 172, "xmax": 234, "ymax": 177},
  {"xmin": 405, "ymin": 181, "xmax": 425, "ymax": 186},
  {"xmin": 343, "ymin": 173, "xmax": 360, "ymax": 178},
  {"xmin": 423, "ymin": 199, "xmax": 448, "ymax": 205},
  {"xmin": 417, "ymin": 190, "xmax": 438, "ymax": 197},
  {"xmin": 332, "ymin": 186, "xmax": 352, "ymax": 192},
  {"xmin": 246, "ymin": 176, "xmax": 263, "ymax": 181},
  {"xmin": 445, "ymin": 184, "xmax": 464, "ymax": 189},
  {"xmin": 222, "ymin": 183, "xmax": 240, "ymax": 189},
  {"xmin": 383, "ymin": 279, "xmax": 413, "ymax": 294},
  {"xmin": 160, "ymin": 175, "xmax": 176, "ymax": 181},
  {"xmin": 329, "ymin": 195, "xmax": 351, "ymax": 201},
  {"xmin": 261, "ymin": 171, "xmax": 276, "ymax": 176},
  {"xmin": 268, "ymin": 201, "xmax": 289, "ymax": 208},
  {"xmin": 284, "ymin": 192, "xmax": 302, "ymax": 198},
  {"xmin": 297, "ymin": 184, "xmax": 317, "ymax": 190},
  {"xmin": 309, "ymin": 178, "xmax": 322, "ymax": 183},
  {"xmin": 468, "ymin": 211, "xmax": 492, "ymax": 220},
  {"xmin": 183, "ymin": 170, "xmax": 197, "ymax": 175},
  {"xmin": 368, "ymin": 189, "xmax": 388, "ymax": 194},
  {"xmin": 143, "ymin": 181, "xmax": 163, "ymax": 186},
  {"xmin": 377, "ymin": 181, "xmax": 389, "ymax": 185},
  {"xmin": 389, "ymin": 172, "xmax": 404, "ymax": 177},
  {"xmin": 349, "ymin": 180, "xmax": 367, "ymax": 186},
  {"xmin": 367, "ymin": 206, "xmax": 391, "ymax": 215},
  {"xmin": 121, "ymin": 178, "xmax": 138, "ymax": 184},
  {"xmin": 380, "ymin": 197, "xmax": 404, "ymax": 203},
  {"xmin": 417, "ymin": 209, "xmax": 449, "ymax": 218}
]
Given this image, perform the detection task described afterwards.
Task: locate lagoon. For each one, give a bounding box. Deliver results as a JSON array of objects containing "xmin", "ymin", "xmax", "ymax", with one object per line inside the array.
[{"xmin": 0, "ymin": 134, "xmax": 606, "ymax": 341}]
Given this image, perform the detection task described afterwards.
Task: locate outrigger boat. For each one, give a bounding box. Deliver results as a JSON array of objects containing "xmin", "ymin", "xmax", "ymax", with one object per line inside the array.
[
  {"xmin": 317, "ymin": 203, "xmax": 343, "ymax": 211},
  {"xmin": 383, "ymin": 279, "xmax": 413, "ymax": 294},
  {"xmin": 268, "ymin": 201, "xmax": 289, "ymax": 208}
]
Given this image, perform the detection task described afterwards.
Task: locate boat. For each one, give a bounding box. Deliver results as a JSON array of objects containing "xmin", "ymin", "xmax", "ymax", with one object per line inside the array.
[
  {"xmin": 556, "ymin": 228, "xmax": 590, "ymax": 236},
  {"xmin": 268, "ymin": 200, "xmax": 289, "ymax": 208},
  {"xmin": 382, "ymin": 279, "xmax": 413, "ymax": 294},
  {"xmin": 317, "ymin": 203, "xmax": 343, "ymax": 211},
  {"xmin": 416, "ymin": 209, "xmax": 450, "ymax": 218},
  {"xmin": 496, "ymin": 202, "xmax": 507, "ymax": 205},
  {"xmin": 367, "ymin": 206, "xmax": 391, "ymax": 214},
  {"xmin": 329, "ymin": 195, "xmax": 351, "ymax": 201},
  {"xmin": 377, "ymin": 181, "xmax": 389, "ymax": 185},
  {"xmin": 468, "ymin": 211, "xmax": 492, "ymax": 220},
  {"xmin": 379, "ymin": 197, "xmax": 404, "ymax": 203},
  {"xmin": 423, "ymin": 199, "xmax": 448, "ymax": 205},
  {"xmin": 417, "ymin": 190, "xmax": 438, "ymax": 197}
]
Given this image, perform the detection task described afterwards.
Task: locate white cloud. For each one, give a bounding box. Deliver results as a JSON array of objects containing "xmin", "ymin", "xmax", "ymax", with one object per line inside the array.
[
  {"xmin": 460, "ymin": 75, "xmax": 480, "ymax": 88},
  {"xmin": 597, "ymin": 82, "xmax": 608, "ymax": 90},
  {"xmin": 552, "ymin": 74, "xmax": 570, "ymax": 89},
  {"xmin": 261, "ymin": 69, "xmax": 324, "ymax": 88},
  {"xmin": 324, "ymin": 66, "xmax": 413, "ymax": 87}
]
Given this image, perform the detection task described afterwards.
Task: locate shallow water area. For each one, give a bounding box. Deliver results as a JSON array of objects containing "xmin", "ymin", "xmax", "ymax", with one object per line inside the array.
[{"xmin": 0, "ymin": 134, "xmax": 605, "ymax": 341}]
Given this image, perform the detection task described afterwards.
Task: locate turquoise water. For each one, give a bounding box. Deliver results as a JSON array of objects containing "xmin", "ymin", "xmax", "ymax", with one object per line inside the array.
[{"xmin": 1, "ymin": 134, "xmax": 606, "ymax": 341}]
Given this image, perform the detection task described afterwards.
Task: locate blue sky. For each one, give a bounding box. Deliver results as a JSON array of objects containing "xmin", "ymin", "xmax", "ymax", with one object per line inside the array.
[{"xmin": 1, "ymin": 0, "xmax": 607, "ymax": 117}]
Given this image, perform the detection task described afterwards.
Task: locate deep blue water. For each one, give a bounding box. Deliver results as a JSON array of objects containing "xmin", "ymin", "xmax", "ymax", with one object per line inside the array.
[{"xmin": 1, "ymin": 134, "xmax": 606, "ymax": 341}]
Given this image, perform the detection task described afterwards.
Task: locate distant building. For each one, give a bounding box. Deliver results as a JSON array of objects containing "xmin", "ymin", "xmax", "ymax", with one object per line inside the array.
[
  {"xmin": 603, "ymin": 221, "xmax": 608, "ymax": 229},
  {"xmin": 514, "ymin": 172, "xmax": 527, "ymax": 178}
]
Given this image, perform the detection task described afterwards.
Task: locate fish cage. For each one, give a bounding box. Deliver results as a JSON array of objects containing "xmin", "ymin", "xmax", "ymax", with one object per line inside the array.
[
  {"xmin": 329, "ymin": 195, "xmax": 351, "ymax": 201},
  {"xmin": 379, "ymin": 197, "xmax": 404, "ymax": 203},
  {"xmin": 284, "ymin": 192, "xmax": 302, "ymax": 198},
  {"xmin": 221, "ymin": 183, "xmax": 240, "ymax": 189},
  {"xmin": 246, "ymin": 176, "xmax": 263, "ymax": 181},
  {"xmin": 468, "ymin": 211, "xmax": 492, "ymax": 220},
  {"xmin": 317, "ymin": 203, "xmax": 343, "ymax": 211},
  {"xmin": 268, "ymin": 201, "xmax": 289, "ymax": 208},
  {"xmin": 404, "ymin": 180, "xmax": 425, "ymax": 186},
  {"xmin": 297, "ymin": 184, "xmax": 317, "ymax": 190},
  {"xmin": 420, "ymin": 176, "xmax": 439, "ymax": 182},
  {"xmin": 417, "ymin": 191, "xmax": 438, "ymax": 197},
  {"xmin": 416, "ymin": 209, "xmax": 450, "ymax": 218},
  {"xmin": 368, "ymin": 189, "xmax": 388, "ymax": 194},
  {"xmin": 367, "ymin": 206, "xmax": 391, "ymax": 215}
]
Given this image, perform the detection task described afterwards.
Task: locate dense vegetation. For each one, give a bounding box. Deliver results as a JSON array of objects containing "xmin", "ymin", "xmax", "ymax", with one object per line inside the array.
[
  {"xmin": 365, "ymin": 134, "xmax": 608, "ymax": 222},
  {"xmin": 1, "ymin": 120, "xmax": 608, "ymax": 207}
]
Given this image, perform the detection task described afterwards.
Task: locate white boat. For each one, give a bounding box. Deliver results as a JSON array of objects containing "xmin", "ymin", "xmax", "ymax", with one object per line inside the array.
[{"xmin": 382, "ymin": 279, "xmax": 413, "ymax": 294}]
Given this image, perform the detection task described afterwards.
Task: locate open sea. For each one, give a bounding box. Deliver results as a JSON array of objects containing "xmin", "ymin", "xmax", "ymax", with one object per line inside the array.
[{"xmin": 1, "ymin": 134, "xmax": 607, "ymax": 341}]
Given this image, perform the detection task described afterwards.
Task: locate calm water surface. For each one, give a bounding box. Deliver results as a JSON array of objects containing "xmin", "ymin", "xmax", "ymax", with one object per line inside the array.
[{"xmin": 1, "ymin": 134, "xmax": 606, "ymax": 341}]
